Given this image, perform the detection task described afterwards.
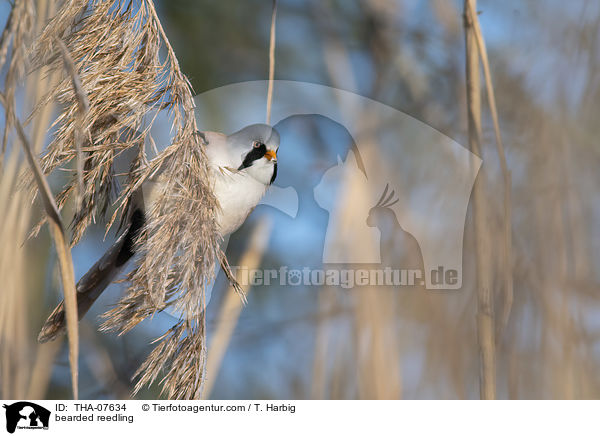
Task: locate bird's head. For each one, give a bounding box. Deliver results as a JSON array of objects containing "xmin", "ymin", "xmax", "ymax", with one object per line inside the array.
[{"xmin": 231, "ymin": 124, "xmax": 279, "ymax": 185}]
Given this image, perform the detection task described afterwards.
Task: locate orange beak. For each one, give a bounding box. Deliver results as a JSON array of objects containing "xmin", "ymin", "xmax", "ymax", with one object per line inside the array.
[{"xmin": 264, "ymin": 149, "xmax": 277, "ymax": 161}]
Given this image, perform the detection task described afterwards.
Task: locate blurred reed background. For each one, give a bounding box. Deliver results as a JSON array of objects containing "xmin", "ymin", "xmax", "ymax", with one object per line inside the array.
[{"xmin": 1, "ymin": 0, "xmax": 599, "ymax": 399}]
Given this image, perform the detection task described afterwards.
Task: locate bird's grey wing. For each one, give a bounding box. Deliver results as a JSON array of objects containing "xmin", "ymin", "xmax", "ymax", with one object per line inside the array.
[{"xmin": 203, "ymin": 131, "xmax": 236, "ymax": 168}]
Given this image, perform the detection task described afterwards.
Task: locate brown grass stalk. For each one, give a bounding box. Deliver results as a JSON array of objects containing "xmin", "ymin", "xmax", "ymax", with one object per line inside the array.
[
  {"xmin": 0, "ymin": 0, "xmax": 60, "ymax": 401},
  {"xmin": 266, "ymin": 0, "xmax": 278, "ymax": 125},
  {"xmin": 0, "ymin": 152, "xmax": 29, "ymax": 398},
  {"xmin": 464, "ymin": 0, "xmax": 496, "ymax": 399},
  {"xmin": 13, "ymin": 118, "xmax": 79, "ymax": 400},
  {"xmin": 26, "ymin": 339, "xmax": 63, "ymax": 400},
  {"xmin": 56, "ymin": 38, "xmax": 89, "ymax": 210},
  {"xmin": 465, "ymin": 1, "xmax": 513, "ymax": 338}
]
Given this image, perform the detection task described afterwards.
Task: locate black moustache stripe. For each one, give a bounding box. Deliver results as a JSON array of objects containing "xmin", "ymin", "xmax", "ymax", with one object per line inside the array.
[
  {"xmin": 238, "ymin": 143, "xmax": 267, "ymax": 170},
  {"xmin": 270, "ymin": 162, "xmax": 277, "ymax": 184}
]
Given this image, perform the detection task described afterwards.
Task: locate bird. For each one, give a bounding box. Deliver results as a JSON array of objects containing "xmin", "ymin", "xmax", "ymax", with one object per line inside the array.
[{"xmin": 38, "ymin": 123, "xmax": 279, "ymax": 343}]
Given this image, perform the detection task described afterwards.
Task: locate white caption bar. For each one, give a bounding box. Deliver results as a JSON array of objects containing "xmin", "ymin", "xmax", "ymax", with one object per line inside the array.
[{"xmin": 1, "ymin": 400, "xmax": 597, "ymax": 435}]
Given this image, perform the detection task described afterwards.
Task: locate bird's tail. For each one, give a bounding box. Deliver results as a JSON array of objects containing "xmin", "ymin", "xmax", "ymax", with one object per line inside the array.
[{"xmin": 38, "ymin": 209, "xmax": 145, "ymax": 343}]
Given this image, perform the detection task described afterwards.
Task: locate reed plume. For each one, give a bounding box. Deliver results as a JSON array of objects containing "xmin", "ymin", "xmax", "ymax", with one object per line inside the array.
[{"xmin": 24, "ymin": 0, "xmax": 221, "ymax": 399}]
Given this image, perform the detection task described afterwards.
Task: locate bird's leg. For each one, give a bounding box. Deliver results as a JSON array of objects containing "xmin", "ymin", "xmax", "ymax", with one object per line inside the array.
[{"xmin": 218, "ymin": 249, "xmax": 247, "ymax": 305}]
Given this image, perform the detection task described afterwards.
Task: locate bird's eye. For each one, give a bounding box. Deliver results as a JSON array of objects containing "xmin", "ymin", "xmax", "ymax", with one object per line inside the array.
[{"xmin": 253, "ymin": 141, "xmax": 262, "ymax": 148}]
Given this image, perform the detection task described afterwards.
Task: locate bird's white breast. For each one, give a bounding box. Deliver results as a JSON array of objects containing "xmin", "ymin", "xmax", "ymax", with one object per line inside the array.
[{"xmin": 211, "ymin": 169, "xmax": 267, "ymax": 236}]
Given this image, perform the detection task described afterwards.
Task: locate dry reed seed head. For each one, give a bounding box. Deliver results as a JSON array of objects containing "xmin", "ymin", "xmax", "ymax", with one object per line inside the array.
[
  {"xmin": 131, "ymin": 319, "xmax": 208, "ymax": 399},
  {"xmin": 25, "ymin": 0, "xmax": 222, "ymax": 398}
]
